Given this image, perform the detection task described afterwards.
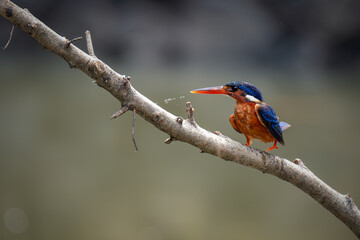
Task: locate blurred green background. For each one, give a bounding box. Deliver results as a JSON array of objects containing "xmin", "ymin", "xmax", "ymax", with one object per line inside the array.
[{"xmin": 1, "ymin": 0, "xmax": 360, "ymax": 239}]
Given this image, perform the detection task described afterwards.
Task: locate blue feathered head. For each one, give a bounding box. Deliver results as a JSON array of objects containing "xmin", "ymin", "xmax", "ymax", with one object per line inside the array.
[{"xmin": 224, "ymin": 81, "xmax": 263, "ymax": 101}]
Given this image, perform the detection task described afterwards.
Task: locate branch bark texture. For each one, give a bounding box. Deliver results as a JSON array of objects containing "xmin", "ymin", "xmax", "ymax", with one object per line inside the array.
[{"xmin": 1, "ymin": 0, "xmax": 359, "ymax": 237}]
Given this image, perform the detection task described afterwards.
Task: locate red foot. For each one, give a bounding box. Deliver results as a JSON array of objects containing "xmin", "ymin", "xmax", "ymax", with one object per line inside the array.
[{"xmin": 266, "ymin": 140, "xmax": 278, "ymax": 152}]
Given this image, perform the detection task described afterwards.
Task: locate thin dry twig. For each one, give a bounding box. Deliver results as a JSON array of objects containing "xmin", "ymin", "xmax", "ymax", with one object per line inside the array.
[
  {"xmin": 132, "ymin": 109, "xmax": 138, "ymax": 151},
  {"xmin": 85, "ymin": 30, "xmax": 96, "ymax": 57},
  {"xmin": 66, "ymin": 36, "xmax": 83, "ymax": 48},
  {"xmin": 3, "ymin": 24, "xmax": 14, "ymax": 50}
]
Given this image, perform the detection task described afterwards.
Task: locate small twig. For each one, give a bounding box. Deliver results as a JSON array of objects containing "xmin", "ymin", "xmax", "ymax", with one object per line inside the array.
[
  {"xmin": 111, "ymin": 105, "xmax": 138, "ymax": 151},
  {"xmin": 85, "ymin": 30, "xmax": 96, "ymax": 57},
  {"xmin": 186, "ymin": 102, "xmax": 195, "ymax": 124},
  {"xmin": 111, "ymin": 105, "xmax": 129, "ymax": 119},
  {"xmin": 66, "ymin": 36, "xmax": 83, "ymax": 48},
  {"xmin": 164, "ymin": 136, "xmax": 174, "ymax": 144},
  {"xmin": 164, "ymin": 138, "xmax": 171, "ymax": 144},
  {"xmin": 132, "ymin": 109, "xmax": 138, "ymax": 151},
  {"xmin": 3, "ymin": 24, "xmax": 14, "ymax": 50}
]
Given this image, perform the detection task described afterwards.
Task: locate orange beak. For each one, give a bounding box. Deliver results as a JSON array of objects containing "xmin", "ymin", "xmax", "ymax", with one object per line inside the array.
[{"xmin": 190, "ymin": 86, "xmax": 228, "ymax": 95}]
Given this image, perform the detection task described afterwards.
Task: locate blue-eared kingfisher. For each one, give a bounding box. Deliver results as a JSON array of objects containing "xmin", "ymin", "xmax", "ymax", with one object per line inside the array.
[{"xmin": 191, "ymin": 81, "xmax": 291, "ymax": 151}]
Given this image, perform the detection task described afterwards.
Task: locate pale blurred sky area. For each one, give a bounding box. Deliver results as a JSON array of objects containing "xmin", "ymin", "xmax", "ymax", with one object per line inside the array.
[{"xmin": 0, "ymin": 1, "xmax": 359, "ymax": 240}]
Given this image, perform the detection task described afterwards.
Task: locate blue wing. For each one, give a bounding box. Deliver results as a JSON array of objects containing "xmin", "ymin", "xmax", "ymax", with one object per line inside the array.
[{"xmin": 256, "ymin": 103, "xmax": 284, "ymax": 145}]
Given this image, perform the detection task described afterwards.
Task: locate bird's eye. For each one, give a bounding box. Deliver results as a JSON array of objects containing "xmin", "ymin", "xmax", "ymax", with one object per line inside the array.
[{"xmin": 224, "ymin": 84, "xmax": 238, "ymax": 92}]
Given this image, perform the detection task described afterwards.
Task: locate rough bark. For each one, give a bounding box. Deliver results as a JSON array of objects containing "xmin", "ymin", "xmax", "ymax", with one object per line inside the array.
[{"xmin": 1, "ymin": 0, "xmax": 359, "ymax": 238}]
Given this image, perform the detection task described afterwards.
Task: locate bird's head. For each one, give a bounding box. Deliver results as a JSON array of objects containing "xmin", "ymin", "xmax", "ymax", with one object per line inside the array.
[{"xmin": 191, "ymin": 81, "xmax": 263, "ymax": 102}]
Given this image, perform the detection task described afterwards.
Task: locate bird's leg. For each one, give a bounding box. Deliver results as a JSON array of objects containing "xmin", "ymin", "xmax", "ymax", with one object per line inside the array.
[
  {"xmin": 266, "ymin": 140, "xmax": 278, "ymax": 152},
  {"xmin": 245, "ymin": 136, "xmax": 252, "ymax": 146}
]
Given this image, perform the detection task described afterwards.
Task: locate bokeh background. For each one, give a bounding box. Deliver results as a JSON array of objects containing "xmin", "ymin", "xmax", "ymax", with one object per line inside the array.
[{"xmin": 1, "ymin": 0, "xmax": 360, "ymax": 239}]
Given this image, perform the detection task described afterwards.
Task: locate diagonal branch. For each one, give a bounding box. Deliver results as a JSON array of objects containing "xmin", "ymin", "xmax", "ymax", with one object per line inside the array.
[{"xmin": 1, "ymin": 0, "xmax": 359, "ymax": 237}]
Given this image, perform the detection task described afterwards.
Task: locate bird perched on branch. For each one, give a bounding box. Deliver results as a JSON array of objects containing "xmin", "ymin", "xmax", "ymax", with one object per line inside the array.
[{"xmin": 191, "ymin": 81, "xmax": 291, "ymax": 151}]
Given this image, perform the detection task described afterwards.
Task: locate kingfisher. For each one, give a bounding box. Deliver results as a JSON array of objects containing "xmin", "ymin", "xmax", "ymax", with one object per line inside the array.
[{"xmin": 191, "ymin": 81, "xmax": 291, "ymax": 151}]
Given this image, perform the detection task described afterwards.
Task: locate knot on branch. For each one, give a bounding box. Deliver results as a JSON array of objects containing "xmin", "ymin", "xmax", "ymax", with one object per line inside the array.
[
  {"xmin": 152, "ymin": 113, "xmax": 164, "ymax": 124},
  {"xmin": 214, "ymin": 131, "xmax": 222, "ymax": 136},
  {"xmin": 122, "ymin": 76, "xmax": 130, "ymax": 89},
  {"xmin": 88, "ymin": 59, "xmax": 105, "ymax": 77},
  {"xmin": 164, "ymin": 117, "xmax": 183, "ymax": 144},
  {"xmin": 293, "ymin": 158, "xmax": 309, "ymax": 171},
  {"xmin": 176, "ymin": 117, "xmax": 183, "ymax": 124},
  {"xmin": 345, "ymin": 194, "xmax": 356, "ymax": 210},
  {"xmin": 5, "ymin": 8, "xmax": 13, "ymax": 17},
  {"xmin": 24, "ymin": 21, "xmax": 37, "ymax": 35},
  {"xmin": 88, "ymin": 59, "xmax": 111, "ymax": 86}
]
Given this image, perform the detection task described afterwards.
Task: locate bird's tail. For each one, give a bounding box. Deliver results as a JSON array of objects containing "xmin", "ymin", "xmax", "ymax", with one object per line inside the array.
[{"xmin": 279, "ymin": 121, "xmax": 291, "ymax": 131}]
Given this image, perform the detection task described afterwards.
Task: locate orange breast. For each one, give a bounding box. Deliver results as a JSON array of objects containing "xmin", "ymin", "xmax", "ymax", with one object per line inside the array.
[{"xmin": 232, "ymin": 102, "xmax": 275, "ymax": 143}]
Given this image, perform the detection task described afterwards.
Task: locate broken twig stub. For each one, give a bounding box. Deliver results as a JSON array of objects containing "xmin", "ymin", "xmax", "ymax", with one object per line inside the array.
[{"xmin": 186, "ymin": 102, "xmax": 196, "ymax": 124}]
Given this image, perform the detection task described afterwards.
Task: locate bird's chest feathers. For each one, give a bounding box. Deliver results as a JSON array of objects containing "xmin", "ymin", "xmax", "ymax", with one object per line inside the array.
[
  {"xmin": 233, "ymin": 102, "xmax": 273, "ymax": 142},
  {"xmin": 235, "ymin": 102, "xmax": 258, "ymax": 125}
]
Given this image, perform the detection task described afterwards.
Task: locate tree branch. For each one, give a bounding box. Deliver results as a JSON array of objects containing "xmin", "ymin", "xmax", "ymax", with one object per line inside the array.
[{"xmin": 1, "ymin": 0, "xmax": 359, "ymax": 237}]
